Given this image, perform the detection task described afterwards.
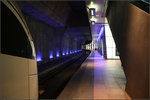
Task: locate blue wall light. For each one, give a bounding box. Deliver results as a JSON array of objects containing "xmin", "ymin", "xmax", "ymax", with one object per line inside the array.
[
  {"xmin": 72, "ymin": 51, "xmax": 74, "ymax": 54},
  {"xmin": 36, "ymin": 53, "xmax": 42, "ymax": 62},
  {"xmin": 49, "ymin": 51, "xmax": 53, "ymax": 59},
  {"xmin": 56, "ymin": 50, "xmax": 60, "ymax": 57},
  {"xmin": 66, "ymin": 50, "xmax": 69, "ymax": 55},
  {"xmin": 70, "ymin": 51, "xmax": 72, "ymax": 54},
  {"xmin": 75, "ymin": 50, "xmax": 77, "ymax": 53},
  {"xmin": 62, "ymin": 50, "xmax": 65, "ymax": 56},
  {"xmin": 78, "ymin": 50, "xmax": 81, "ymax": 52}
]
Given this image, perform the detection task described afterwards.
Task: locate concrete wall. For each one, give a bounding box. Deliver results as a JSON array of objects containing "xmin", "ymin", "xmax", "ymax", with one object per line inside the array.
[
  {"xmin": 11, "ymin": 1, "xmax": 87, "ymax": 65},
  {"xmin": 23, "ymin": 12, "xmax": 79, "ymax": 64},
  {"xmin": 13, "ymin": 1, "xmax": 91, "ymax": 65},
  {"xmin": 107, "ymin": 1, "xmax": 149, "ymax": 99}
]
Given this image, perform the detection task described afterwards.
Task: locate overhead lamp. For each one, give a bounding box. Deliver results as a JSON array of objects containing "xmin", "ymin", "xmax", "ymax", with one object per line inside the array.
[
  {"xmin": 89, "ymin": 8, "xmax": 95, "ymax": 16},
  {"xmin": 91, "ymin": 21, "xmax": 95, "ymax": 25}
]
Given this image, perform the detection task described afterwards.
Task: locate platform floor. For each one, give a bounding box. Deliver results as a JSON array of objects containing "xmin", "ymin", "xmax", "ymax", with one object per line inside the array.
[{"xmin": 57, "ymin": 51, "xmax": 130, "ymax": 99}]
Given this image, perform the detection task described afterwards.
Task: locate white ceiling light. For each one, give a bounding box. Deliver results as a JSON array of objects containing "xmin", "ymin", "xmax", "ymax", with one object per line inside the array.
[
  {"xmin": 91, "ymin": 21, "xmax": 95, "ymax": 25},
  {"xmin": 89, "ymin": 8, "xmax": 95, "ymax": 16}
]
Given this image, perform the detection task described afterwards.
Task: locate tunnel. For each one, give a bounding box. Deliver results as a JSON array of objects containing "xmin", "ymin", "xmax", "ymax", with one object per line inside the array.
[{"xmin": 0, "ymin": 0, "xmax": 149, "ymax": 99}]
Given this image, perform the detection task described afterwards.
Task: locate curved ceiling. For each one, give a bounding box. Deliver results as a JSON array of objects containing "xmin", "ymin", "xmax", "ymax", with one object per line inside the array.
[{"xmin": 21, "ymin": 1, "xmax": 92, "ymax": 45}]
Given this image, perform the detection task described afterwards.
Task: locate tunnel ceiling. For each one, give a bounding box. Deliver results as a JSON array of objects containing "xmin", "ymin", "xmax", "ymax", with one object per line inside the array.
[
  {"xmin": 20, "ymin": 1, "xmax": 92, "ymax": 45},
  {"xmin": 65, "ymin": 27, "xmax": 91, "ymax": 44},
  {"xmin": 67, "ymin": 1, "xmax": 90, "ymax": 27},
  {"xmin": 66, "ymin": 1, "xmax": 92, "ymax": 44},
  {"xmin": 21, "ymin": 1, "xmax": 71, "ymax": 28}
]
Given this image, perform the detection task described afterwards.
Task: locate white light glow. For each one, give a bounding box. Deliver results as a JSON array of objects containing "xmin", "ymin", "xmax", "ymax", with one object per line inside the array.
[
  {"xmin": 105, "ymin": 18, "xmax": 120, "ymax": 59},
  {"xmin": 88, "ymin": 3, "xmax": 99, "ymax": 12},
  {"xmin": 97, "ymin": 27, "xmax": 104, "ymax": 41},
  {"xmin": 90, "ymin": 17, "xmax": 97, "ymax": 22},
  {"xmin": 91, "ymin": 21, "xmax": 95, "ymax": 25},
  {"xmin": 91, "ymin": 10, "xmax": 94, "ymax": 16}
]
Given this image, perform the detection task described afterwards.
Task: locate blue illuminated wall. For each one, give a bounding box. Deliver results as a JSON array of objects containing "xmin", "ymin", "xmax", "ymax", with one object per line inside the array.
[
  {"xmin": 49, "ymin": 51, "xmax": 53, "ymax": 59},
  {"xmin": 22, "ymin": 13, "xmax": 81, "ymax": 63},
  {"xmin": 36, "ymin": 52, "xmax": 42, "ymax": 62},
  {"xmin": 18, "ymin": 1, "xmax": 83, "ymax": 64},
  {"xmin": 97, "ymin": 25, "xmax": 107, "ymax": 58}
]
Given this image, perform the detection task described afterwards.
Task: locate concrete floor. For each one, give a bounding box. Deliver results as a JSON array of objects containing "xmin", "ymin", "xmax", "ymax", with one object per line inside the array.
[{"xmin": 57, "ymin": 51, "xmax": 131, "ymax": 99}]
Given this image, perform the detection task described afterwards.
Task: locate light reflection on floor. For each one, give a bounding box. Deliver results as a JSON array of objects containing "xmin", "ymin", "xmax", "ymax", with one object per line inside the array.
[
  {"xmin": 93, "ymin": 51, "xmax": 130, "ymax": 99},
  {"xmin": 57, "ymin": 51, "xmax": 130, "ymax": 99}
]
